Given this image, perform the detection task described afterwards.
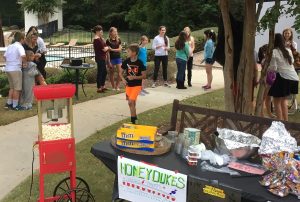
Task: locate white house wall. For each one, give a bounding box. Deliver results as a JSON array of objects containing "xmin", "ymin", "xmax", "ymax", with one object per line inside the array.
[
  {"xmin": 24, "ymin": 7, "xmax": 63, "ymax": 32},
  {"xmin": 256, "ymin": 1, "xmax": 300, "ymax": 51}
]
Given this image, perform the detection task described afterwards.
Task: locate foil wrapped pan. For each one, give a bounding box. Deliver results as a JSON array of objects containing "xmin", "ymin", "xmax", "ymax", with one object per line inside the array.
[
  {"xmin": 258, "ymin": 121, "xmax": 297, "ymax": 155},
  {"xmin": 215, "ymin": 128, "xmax": 261, "ymax": 159}
]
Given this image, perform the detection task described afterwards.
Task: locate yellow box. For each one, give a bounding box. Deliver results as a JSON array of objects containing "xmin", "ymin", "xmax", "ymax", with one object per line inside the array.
[
  {"xmin": 117, "ymin": 123, "xmax": 157, "ymax": 143},
  {"xmin": 116, "ymin": 139, "xmax": 155, "ymax": 149}
]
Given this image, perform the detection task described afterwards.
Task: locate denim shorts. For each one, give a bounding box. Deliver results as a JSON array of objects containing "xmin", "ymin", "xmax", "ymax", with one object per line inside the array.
[
  {"xmin": 110, "ymin": 58, "xmax": 122, "ymax": 65},
  {"xmin": 205, "ymin": 58, "xmax": 215, "ymax": 65}
]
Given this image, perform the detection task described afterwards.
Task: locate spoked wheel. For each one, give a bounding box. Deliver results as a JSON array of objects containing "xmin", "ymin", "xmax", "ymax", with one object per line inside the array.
[
  {"xmin": 57, "ymin": 188, "xmax": 95, "ymax": 202},
  {"xmin": 53, "ymin": 177, "xmax": 93, "ymax": 202}
]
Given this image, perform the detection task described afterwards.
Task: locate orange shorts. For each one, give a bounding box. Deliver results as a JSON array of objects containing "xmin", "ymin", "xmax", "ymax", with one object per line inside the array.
[{"xmin": 126, "ymin": 86, "xmax": 142, "ymax": 101}]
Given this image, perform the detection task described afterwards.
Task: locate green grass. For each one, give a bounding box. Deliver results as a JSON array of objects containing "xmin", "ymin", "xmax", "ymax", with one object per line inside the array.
[
  {"xmin": 2, "ymin": 87, "xmax": 300, "ymax": 202},
  {"xmin": 0, "ymin": 84, "xmax": 124, "ymax": 126},
  {"xmin": 1, "ymin": 89, "xmax": 225, "ymax": 202}
]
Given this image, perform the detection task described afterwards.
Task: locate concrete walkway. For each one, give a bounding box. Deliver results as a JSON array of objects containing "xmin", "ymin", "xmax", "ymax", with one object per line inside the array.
[{"xmin": 0, "ymin": 69, "xmax": 224, "ymax": 200}]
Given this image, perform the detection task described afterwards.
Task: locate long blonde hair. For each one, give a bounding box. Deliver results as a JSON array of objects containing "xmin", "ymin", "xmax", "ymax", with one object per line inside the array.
[
  {"xmin": 283, "ymin": 28, "xmax": 294, "ymax": 42},
  {"xmin": 108, "ymin": 27, "xmax": 120, "ymax": 43},
  {"xmin": 25, "ymin": 32, "xmax": 38, "ymax": 49},
  {"xmin": 184, "ymin": 27, "xmax": 192, "ymax": 41}
]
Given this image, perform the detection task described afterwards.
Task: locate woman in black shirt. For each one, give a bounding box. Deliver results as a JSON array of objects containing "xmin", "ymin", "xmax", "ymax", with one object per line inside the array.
[{"xmin": 106, "ymin": 27, "xmax": 122, "ymax": 91}]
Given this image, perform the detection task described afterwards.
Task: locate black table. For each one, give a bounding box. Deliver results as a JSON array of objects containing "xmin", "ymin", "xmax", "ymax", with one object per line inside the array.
[
  {"xmin": 60, "ymin": 64, "xmax": 94, "ymax": 99},
  {"xmin": 91, "ymin": 140, "xmax": 298, "ymax": 202}
]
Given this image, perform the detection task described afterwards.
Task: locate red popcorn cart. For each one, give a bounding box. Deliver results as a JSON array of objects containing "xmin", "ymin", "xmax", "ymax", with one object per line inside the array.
[{"xmin": 33, "ymin": 84, "xmax": 94, "ymax": 202}]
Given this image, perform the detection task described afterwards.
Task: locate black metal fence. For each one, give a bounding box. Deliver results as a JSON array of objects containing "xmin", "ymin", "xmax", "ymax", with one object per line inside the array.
[{"xmin": 44, "ymin": 29, "xmax": 142, "ymax": 45}]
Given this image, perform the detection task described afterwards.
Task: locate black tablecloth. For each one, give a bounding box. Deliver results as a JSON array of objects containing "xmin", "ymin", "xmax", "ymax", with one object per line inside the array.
[{"xmin": 91, "ymin": 140, "xmax": 297, "ymax": 202}]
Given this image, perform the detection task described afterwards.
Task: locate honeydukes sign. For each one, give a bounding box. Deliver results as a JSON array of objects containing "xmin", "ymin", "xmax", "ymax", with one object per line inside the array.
[{"xmin": 118, "ymin": 156, "xmax": 188, "ymax": 202}]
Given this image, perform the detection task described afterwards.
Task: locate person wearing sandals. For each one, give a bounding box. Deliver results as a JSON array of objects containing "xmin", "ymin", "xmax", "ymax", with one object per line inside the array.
[
  {"xmin": 268, "ymin": 33, "xmax": 299, "ymax": 121},
  {"xmin": 184, "ymin": 27, "xmax": 195, "ymax": 87},
  {"xmin": 93, "ymin": 25, "xmax": 109, "ymax": 93},
  {"xmin": 152, "ymin": 26, "xmax": 171, "ymax": 88},
  {"xmin": 203, "ymin": 30, "xmax": 216, "ymax": 90},
  {"xmin": 106, "ymin": 27, "xmax": 122, "ymax": 91},
  {"xmin": 138, "ymin": 35, "xmax": 149, "ymax": 96}
]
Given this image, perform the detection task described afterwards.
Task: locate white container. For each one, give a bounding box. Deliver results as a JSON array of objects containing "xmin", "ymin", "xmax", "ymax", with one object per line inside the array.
[{"xmin": 184, "ymin": 128, "xmax": 200, "ymax": 146}]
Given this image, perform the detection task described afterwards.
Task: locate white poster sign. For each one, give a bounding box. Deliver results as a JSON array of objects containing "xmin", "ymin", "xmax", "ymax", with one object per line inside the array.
[{"xmin": 118, "ymin": 156, "xmax": 188, "ymax": 202}]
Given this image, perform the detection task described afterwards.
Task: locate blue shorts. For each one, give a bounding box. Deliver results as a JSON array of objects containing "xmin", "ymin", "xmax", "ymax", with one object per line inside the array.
[{"xmin": 110, "ymin": 58, "xmax": 122, "ymax": 65}]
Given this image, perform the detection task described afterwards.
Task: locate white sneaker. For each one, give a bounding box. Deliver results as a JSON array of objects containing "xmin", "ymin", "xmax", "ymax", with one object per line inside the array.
[
  {"xmin": 164, "ymin": 82, "xmax": 171, "ymax": 88},
  {"xmin": 139, "ymin": 91, "xmax": 146, "ymax": 96},
  {"xmin": 151, "ymin": 83, "xmax": 157, "ymax": 88},
  {"xmin": 142, "ymin": 89, "xmax": 149, "ymax": 94}
]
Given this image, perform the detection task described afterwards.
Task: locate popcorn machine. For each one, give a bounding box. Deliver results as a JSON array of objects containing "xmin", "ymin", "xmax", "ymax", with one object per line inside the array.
[{"xmin": 33, "ymin": 84, "xmax": 93, "ymax": 202}]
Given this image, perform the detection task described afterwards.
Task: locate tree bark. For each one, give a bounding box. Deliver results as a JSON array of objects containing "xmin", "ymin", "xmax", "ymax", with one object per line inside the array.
[
  {"xmin": 0, "ymin": 15, "xmax": 4, "ymax": 47},
  {"xmin": 219, "ymin": 0, "xmax": 235, "ymax": 112},
  {"xmin": 235, "ymin": 0, "xmax": 256, "ymax": 114},
  {"xmin": 254, "ymin": 0, "xmax": 279, "ymax": 116}
]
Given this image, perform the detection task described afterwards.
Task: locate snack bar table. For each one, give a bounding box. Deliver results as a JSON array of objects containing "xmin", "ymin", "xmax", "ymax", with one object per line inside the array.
[
  {"xmin": 91, "ymin": 140, "xmax": 297, "ymax": 202},
  {"xmin": 60, "ymin": 64, "xmax": 94, "ymax": 99}
]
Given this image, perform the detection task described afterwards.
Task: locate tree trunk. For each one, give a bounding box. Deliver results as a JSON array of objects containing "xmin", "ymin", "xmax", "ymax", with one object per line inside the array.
[
  {"xmin": 0, "ymin": 15, "xmax": 4, "ymax": 47},
  {"xmin": 235, "ymin": 0, "xmax": 256, "ymax": 114},
  {"xmin": 254, "ymin": 0, "xmax": 279, "ymax": 115},
  {"xmin": 219, "ymin": 0, "xmax": 235, "ymax": 112}
]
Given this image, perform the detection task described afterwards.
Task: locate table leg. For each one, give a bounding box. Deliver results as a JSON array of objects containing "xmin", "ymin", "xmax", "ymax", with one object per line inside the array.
[
  {"xmin": 75, "ymin": 69, "xmax": 79, "ymax": 99},
  {"xmin": 81, "ymin": 69, "xmax": 89, "ymax": 97}
]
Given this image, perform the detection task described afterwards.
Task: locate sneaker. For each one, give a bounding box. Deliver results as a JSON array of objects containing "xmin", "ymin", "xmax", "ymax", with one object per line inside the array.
[
  {"xmin": 151, "ymin": 83, "xmax": 157, "ymax": 88},
  {"xmin": 202, "ymin": 85, "xmax": 208, "ymax": 88},
  {"xmin": 188, "ymin": 83, "xmax": 192, "ymax": 87},
  {"xmin": 139, "ymin": 91, "xmax": 146, "ymax": 96},
  {"xmin": 4, "ymin": 103, "xmax": 12, "ymax": 109},
  {"xmin": 164, "ymin": 82, "xmax": 171, "ymax": 88},
  {"xmin": 13, "ymin": 105, "xmax": 26, "ymax": 111},
  {"xmin": 142, "ymin": 89, "xmax": 149, "ymax": 94}
]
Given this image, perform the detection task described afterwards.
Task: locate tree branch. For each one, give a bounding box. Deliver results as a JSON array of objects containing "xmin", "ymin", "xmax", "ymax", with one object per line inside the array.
[{"xmin": 256, "ymin": 0, "xmax": 264, "ymax": 23}]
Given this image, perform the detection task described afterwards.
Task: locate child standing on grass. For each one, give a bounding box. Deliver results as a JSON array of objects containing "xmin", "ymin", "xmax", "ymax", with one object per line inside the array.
[
  {"xmin": 119, "ymin": 44, "xmax": 146, "ymax": 124},
  {"xmin": 3, "ymin": 31, "xmax": 26, "ymax": 110},
  {"xmin": 20, "ymin": 50, "xmax": 40, "ymax": 110},
  {"xmin": 138, "ymin": 35, "xmax": 149, "ymax": 96}
]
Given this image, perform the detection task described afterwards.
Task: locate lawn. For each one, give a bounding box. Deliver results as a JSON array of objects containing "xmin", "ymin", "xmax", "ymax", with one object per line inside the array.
[
  {"xmin": 2, "ymin": 88, "xmax": 300, "ymax": 202},
  {"xmin": 0, "ymin": 84, "xmax": 125, "ymax": 126},
  {"xmin": 1, "ymin": 89, "xmax": 225, "ymax": 202}
]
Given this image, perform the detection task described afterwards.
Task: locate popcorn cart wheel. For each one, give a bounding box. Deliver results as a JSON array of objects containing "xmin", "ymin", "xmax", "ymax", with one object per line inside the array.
[
  {"xmin": 56, "ymin": 188, "xmax": 95, "ymax": 202},
  {"xmin": 53, "ymin": 177, "xmax": 94, "ymax": 202},
  {"xmin": 33, "ymin": 84, "xmax": 94, "ymax": 202}
]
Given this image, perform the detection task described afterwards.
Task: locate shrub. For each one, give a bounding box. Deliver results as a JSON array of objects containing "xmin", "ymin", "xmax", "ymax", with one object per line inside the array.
[
  {"xmin": 146, "ymin": 61, "xmax": 176, "ymax": 81},
  {"xmin": 0, "ymin": 73, "xmax": 9, "ymax": 97},
  {"xmin": 147, "ymin": 47, "xmax": 176, "ymax": 62},
  {"xmin": 45, "ymin": 68, "xmax": 63, "ymax": 78},
  {"xmin": 85, "ymin": 67, "xmax": 97, "ymax": 84}
]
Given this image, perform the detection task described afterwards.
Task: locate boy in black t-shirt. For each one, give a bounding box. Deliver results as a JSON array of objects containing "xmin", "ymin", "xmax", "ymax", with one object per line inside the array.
[{"xmin": 119, "ymin": 44, "xmax": 146, "ymax": 124}]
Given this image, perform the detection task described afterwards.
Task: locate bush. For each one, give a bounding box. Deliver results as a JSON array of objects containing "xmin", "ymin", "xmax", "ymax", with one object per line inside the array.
[
  {"xmin": 85, "ymin": 67, "xmax": 97, "ymax": 84},
  {"xmin": 45, "ymin": 68, "xmax": 63, "ymax": 78},
  {"xmin": 46, "ymin": 70, "xmax": 87, "ymax": 84},
  {"xmin": 147, "ymin": 47, "xmax": 176, "ymax": 62},
  {"xmin": 146, "ymin": 61, "xmax": 176, "ymax": 81},
  {"xmin": 0, "ymin": 73, "xmax": 9, "ymax": 97}
]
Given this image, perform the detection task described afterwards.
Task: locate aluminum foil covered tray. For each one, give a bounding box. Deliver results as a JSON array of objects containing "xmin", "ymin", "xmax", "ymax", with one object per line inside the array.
[
  {"xmin": 258, "ymin": 121, "xmax": 298, "ymax": 155},
  {"xmin": 215, "ymin": 128, "xmax": 261, "ymax": 159}
]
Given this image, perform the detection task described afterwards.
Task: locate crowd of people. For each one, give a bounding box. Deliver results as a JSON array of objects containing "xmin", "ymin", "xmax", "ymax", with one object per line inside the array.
[
  {"xmin": 2, "ymin": 24, "xmax": 299, "ymax": 124},
  {"xmin": 92, "ymin": 25, "xmax": 217, "ymax": 123},
  {"xmin": 3, "ymin": 26, "xmax": 47, "ymax": 111},
  {"xmin": 258, "ymin": 28, "xmax": 299, "ymax": 121}
]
